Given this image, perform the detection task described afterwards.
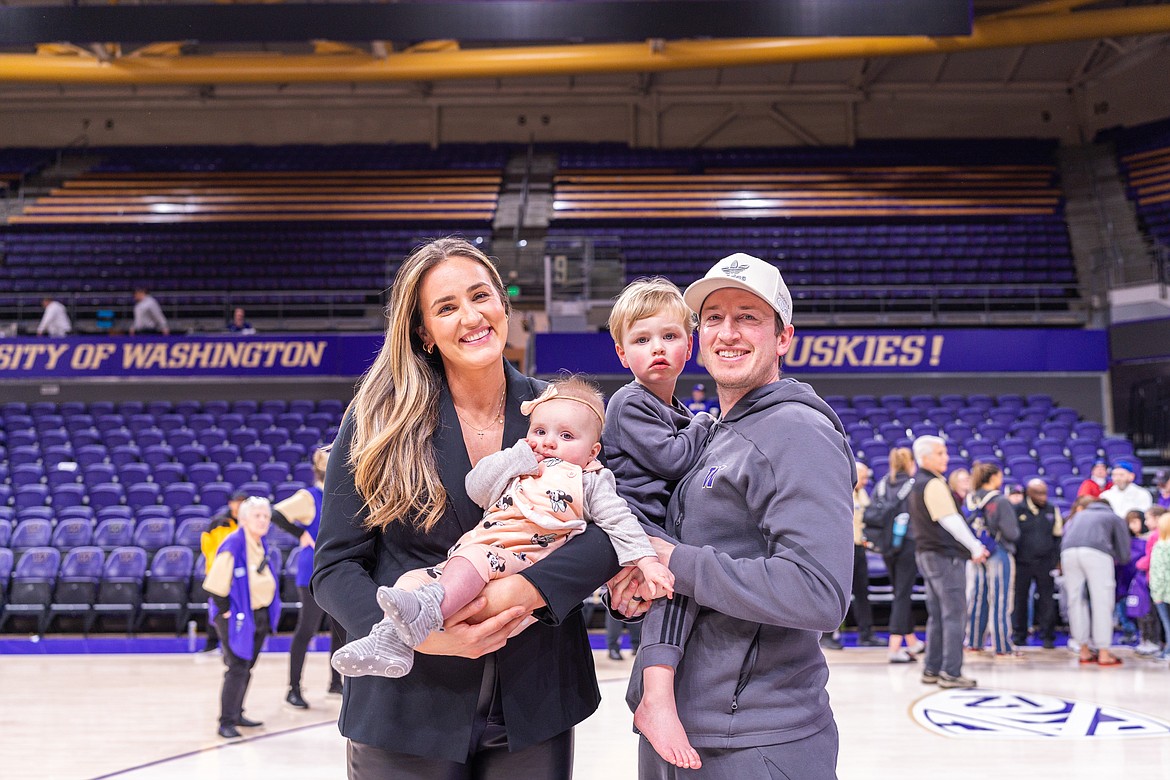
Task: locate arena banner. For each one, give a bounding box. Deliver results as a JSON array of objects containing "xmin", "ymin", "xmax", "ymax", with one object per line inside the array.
[
  {"xmin": 0, "ymin": 334, "xmax": 385, "ymax": 380},
  {"xmin": 534, "ymin": 329, "xmax": 1110, "ymax": 376}
]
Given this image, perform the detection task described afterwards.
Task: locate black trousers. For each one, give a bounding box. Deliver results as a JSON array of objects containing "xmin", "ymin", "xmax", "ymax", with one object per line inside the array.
[
  {"xmin": 850, "ymin": 545, "xmax": 873, "ymax": 636},
  {"xmin": 883, "ymin": 538, "xmax": 919, "ymax": 636},
  {"xmin": 289, "ymin": 585, "xmax": 344, "ymax": 690},
  {"xmin": 217, "ymin": 607, "xmax": 270, "ymax": 728},
  {"xmin": 1013, "ymin": 557, "xmax": 1057, "ymax": 642},
  {"xmin": 347, "ymin": 659, "xmax": 574, "ymax": 779}
]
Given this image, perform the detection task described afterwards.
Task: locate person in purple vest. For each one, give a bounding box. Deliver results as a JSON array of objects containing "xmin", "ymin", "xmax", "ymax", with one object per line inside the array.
[
  {"xmin": 203, "ymin": 496, "xmax": 282, "ymax": 739},
  {"xmin": 269, "ymin": 447, "xmax": 345, "ymax": 709}
]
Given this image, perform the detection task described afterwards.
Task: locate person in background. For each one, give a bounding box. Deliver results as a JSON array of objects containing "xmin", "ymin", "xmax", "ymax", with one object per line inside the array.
[
  {"xmin": 685, "ymin": 383, "xmax": 718, "ymax": 417},
  {"xmin": 227, "ymin": 307, "xmax": 256, "ymax": 335},
  {"xmin": 1060, "ymin": 497, "xmax": 1130, "ymax": 667},
  {"xmin": 1115, "ymin": 509, "xmax": 1148, "ymax": 646},
  {"xmin": 965, "ymin": 462, "xmax": 1021, "ymax": 658},
  {"xmin": 908, "ymin": 435, "xmax": 989, "ymax": 689},
  {"xmin": 1077, "ymin": 459, "xmax": 1111, "ymax": 499},
  {"xmin": 130, "ymin": 287, "xmax": 170, "ymax": 336},
  {"xmin": 36, "ymin": 297, "xmax": 71, "ymax": 337},
  {"xmin": 203, "ymin": 497, "xmax": 281, "ymax": 738},
  {"xmin": 1012, "ymin": 478, "xmax": 1062, "ymax": 649},
  {"xmin": 1152, "ymin": 469, "xmax": 1170, "ymax": 510},
  {"xmin": 1005, "ymin": 483, "xmax": 1026, "ymax": 506},
  {"xmin": 880, "ymin": 447, "xmax": 924, "ymax": 663},
  {"xmin": 1101, "ymin": 460, "xmax": 1152, "ymax": 518},
  {"xmin": 850, "ymin": 462, "xmax": 882, "ymax": 648},
  {"xmin": 198, "ymin": 489, "xmax": 249, "ymax": 653},
  {"xmin": 606, "ymin": 611, "xmax": 642, "ymax": 661},
  {"xmin": 947, "ymin": 468, "xmax": 971, "ymax": 513},
  {"xmin": 1134, "ymin": 505, "xmax": 1167, "ymax": 657},
  {"xmin": 1146, "ymin": 510, "xmax": 1170, "ymax": 660},
  {"xmin": 268, "ymin": 448, "xmax": 343, "ymax": 708}
]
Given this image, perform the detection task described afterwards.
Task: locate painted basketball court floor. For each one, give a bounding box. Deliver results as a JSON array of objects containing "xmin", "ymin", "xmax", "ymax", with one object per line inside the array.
[{"xmin": 3, "ymin": 645, "xmax": 1169, "ymax": 780}]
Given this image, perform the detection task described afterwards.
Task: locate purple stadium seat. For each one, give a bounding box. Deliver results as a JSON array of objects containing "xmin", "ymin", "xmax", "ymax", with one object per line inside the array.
[
  {"xmin": 220, "ymin": 461, "xmax": 254, "ymax": 486},
  {"xmin": 199, "ymin": 428, "xmax": 230, "ymax": 448},
  {"xmin": 141, "ymin": 444, "xmax": 175, "ymax": 468},
  {"xmin": 199, "ymin": 483, "xmax": 233, "ymax": 514},
  {"xmin": 258, "ymin": 462, "xmax": 290, "ymax": 485},
  {"xmin": 0, "ymin": 522, "xmax": 11, "ymax": 548},
  {"xmin": 8, "ymin": 445, "xmax": 41, "ymax": 467},
  {"xmin": 117, "ymin": 462, "xmax": 151, "ymax": 487},
  {"xmin": 126, "ymin": 482, "xmax": 162, "ymax": 511},
  {"xmin": 11, "ymin": 463, "xmax": 44, "ymax": 487},
  {"xmin": 109, "ymin": 445, "xmax": 142, "ymax": 468},
  {"xmin": 185, "ymin": 462, "xmax": 221, "ymax": 488},
  {"xmin": 12, "ymin": 517, "xmax": 53, "ymax": 553},
  {"xmin": 136, "ymin": 545, "xmax": 195, "ymax": 632},
  {"xmin": 288, "ymin": 400, "xmax": 315, "ymax": 416},
  {"xmin": 1068, "ymin": 440, "xmax": 1100, "ymax": 461},
  {"xmin": 174, "ymin": 517, "xmax": 210, "ymax": 549},
  {"xmin": 208, "ymin": 444, "xmax": 241, "ymax": 469},
  {"xmin": 91, "ymin": 546, "xmax": 148, "ymax": 633},
  {"xmin": 306, "ymin": 412, "xmax": 335, "ymax": 431},
  {"xmin": 50, "ymin": 483, "xmax": 87, "ymax": 510},
  {"xmin": 261, "ymin": 400, "xmax": 287, "ymax": 416},
  {"xmin": 218, "ymin": 413, "xmax": 245, "ymax": 432},
  {"xmin": 14, "ymin": 484, "xmax": 50, "ymax": 511},
  {"xmin": 135, "ymin": 429, "xmax": 165, "ymax": 449},
  {"xmin": 103, "ymin": 430, "xmax": 133, "ymax": 449},
  {"xmin": 0, "ymin": 546, "xmax": 61, "ymax": 632},
  {"xmin": 292, "ymin": 462, "xmax": 315, "ymax": 485},
  {"xmin": 242, "ymin": 443, "xmax": 274, "ymax": 469},
  {"xmin": 998, "ymin": 438, "xmax": 1031, "ymax": 459},
  {"xmin": 166, "ymin": 430, "xmax": 197, "ymax": 449},
  {"xmin": 292, "ymin": 428, "xmax": 323, "ymax": 449},
  {"xmin": 278, "ymin": 444, "xmax": 308, "ymax": 468},
  {"xmin": 151, "ymin": 462, "xmax": 186, "ymax": 488},
  {"xmin": 1102, "ymin": 437, "xmax": 1136, "ymax": 463},
  {"xmin": 187, "ymin": 414, "xmax": 216, "ymax": 433},
  {"xmin": 94, "ymin": 518, "xmax": 135, "ymax": 551},
  {"xmin": 274, "ymin": 481, "xmax": 307, "ymax": 504},
  {"xmin": 1033, "ymin": 440, "xmax": 1066, "ymax": 460},
  {"xmin": 228, "ymin": 427, "xmax": 258, "ymax": 448},
  {"xmin": 43, "ymin": 546, "xmax": 104, "ymax": 633},
  {"xmin": 238, "ymin": 480, "xmax": 272, "ymax": 500},
  {"xmin": 230, "ymin": 400, "xmax": 259, "ymax": 416},
  {"xmin": 46, "ymin": 465, "xmax": 81, "ymax": 489},
  {"xmin": 163, "ymin": 482, "xmax": 198, "ymax": 512},
  {"xmin": 259, "ymin": 429, "xmax": 289, "ymax": 449},
  {"xmin": 132, "ymin": 518, "xmax": 175, "ymax": 555}
]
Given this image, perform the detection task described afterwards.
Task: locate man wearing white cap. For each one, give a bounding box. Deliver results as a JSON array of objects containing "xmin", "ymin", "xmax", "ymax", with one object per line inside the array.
[{"xmin": 630, "ymin": 253, "xmax": 855, "ymax": 779}]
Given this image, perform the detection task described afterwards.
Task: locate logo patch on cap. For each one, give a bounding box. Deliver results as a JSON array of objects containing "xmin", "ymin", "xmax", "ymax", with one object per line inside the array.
[{"xmin": 721, "ymin": 259, "xmax": 751, "ymax": 280}]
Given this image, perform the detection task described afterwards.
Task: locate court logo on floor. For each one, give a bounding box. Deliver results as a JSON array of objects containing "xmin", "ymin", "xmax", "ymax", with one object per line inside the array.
[{"xmin": 913, "ymin": 690, "xmax": 1170, "ymax": 739}]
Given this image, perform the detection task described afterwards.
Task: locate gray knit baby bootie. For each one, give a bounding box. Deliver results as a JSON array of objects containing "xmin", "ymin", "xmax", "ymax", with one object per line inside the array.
[
  {"xmin": 377, "ymin": 581, "xmax": 446, "ymax": 648},
  {"xmin": 330, "ymin": 617, "xmax": 415, "ymax": 678}
]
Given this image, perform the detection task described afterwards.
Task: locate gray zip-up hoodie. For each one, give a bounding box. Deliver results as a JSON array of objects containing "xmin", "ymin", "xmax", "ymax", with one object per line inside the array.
[
  {"xmin": 630, "ymin": 377, "xmax": 855, "ymax": 749},
  {"xmin": 1061, "ymin": 501, "xmax": 1131, "ymax": 564}
]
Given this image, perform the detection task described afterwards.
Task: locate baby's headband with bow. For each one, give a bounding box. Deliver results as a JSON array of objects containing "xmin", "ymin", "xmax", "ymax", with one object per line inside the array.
[{"xmin": 520, "ymin": 384, "xmax": 606, "ymax": 428}]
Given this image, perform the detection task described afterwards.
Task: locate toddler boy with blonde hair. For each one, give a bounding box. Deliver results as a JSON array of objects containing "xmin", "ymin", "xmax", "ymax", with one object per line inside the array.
[{"xmin": 604, "ymin": 277, "xmax": 715, "ymax": 770}]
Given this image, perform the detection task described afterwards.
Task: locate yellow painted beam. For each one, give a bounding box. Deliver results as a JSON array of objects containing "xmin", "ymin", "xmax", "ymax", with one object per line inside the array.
[
  {"xmin": 987, "ymin": 0, "xmax": 1108, "ymax": 19},
  {"xmin": 1, "ymin": 5, "xmax": 1168, "ymax": 85}
]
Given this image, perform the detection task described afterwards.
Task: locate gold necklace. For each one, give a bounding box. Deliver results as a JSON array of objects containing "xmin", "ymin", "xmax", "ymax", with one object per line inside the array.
[{"xmin": 454, "ymin": 384, "xmax": 506, "ymax": 438}]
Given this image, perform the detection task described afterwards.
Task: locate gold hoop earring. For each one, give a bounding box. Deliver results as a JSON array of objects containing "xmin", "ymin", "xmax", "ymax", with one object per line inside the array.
[{"xmin": 424, "ymin": 343, "xmax": 434, "ymax": 355}]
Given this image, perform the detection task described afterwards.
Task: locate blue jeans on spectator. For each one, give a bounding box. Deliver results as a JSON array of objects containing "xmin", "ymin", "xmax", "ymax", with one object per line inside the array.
[{"xmin": 917, "ymin": 550, "xmax": 969, "ymax": 678}]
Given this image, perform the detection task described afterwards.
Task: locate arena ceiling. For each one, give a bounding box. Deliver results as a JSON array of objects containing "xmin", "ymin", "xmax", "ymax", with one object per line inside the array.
[
  {"xmin": 0, "ymin": 1, "xmax": 1168, "ymax": 146},
  {"xmin": 0, "ymin": 1, "xmax": 1165, "ymax": 90}
]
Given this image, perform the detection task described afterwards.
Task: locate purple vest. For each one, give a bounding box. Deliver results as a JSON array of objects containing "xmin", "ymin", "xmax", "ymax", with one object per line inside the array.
[{"xmin": 210, "ymin": 528, "xmax": 281, "ymax": 660}]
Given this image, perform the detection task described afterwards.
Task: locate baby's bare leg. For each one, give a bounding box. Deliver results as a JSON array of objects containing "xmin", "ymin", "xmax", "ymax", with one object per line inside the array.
[{"xmin": 634, "ymin": 665, "xmax": 702, "ymax": 770}]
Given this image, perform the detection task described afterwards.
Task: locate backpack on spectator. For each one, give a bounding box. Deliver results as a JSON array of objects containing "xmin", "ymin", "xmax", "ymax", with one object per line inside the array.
[
  {"xmin": 862, "ymin": 477, "xmax": 914, "ymax": 554},
  {"xmin": 968, "ymin": 492, "xmax": 1000, "ymax": 556}
]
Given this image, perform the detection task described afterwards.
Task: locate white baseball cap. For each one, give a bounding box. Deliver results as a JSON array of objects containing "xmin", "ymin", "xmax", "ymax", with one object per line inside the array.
[{"xmin": 683, "ymin": 253, "xmax": 792, "ymax": 327}]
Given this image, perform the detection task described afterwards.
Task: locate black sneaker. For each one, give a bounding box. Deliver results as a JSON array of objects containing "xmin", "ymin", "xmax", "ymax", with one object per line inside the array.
[
  {"xmin": 328, "ymin": 681, "xmax": 344, "ymax": 695},
  {"xmin": 857, "ymin": 635, "xmax": 886, "ymax": 648},
  {"xmin": 286, "ymin": 687, "xmax": 309, "ymax": 709},
  {"xmin": 1042, "ymin": 638, "xmax": 1056, "ymax": 650},
  {"xmin": 235, "ymin": 716, "xmax": 263, "ymax": 728},
  {"xmin": 921, "ymin": 671, "xmax": 940, "ymax": 685},
  {"xmin": 938, "ymin": 673, "xmax": 977, "ymax": 689},
  {"xmin": 820, "ymin": 635, "xmax": 843, "ymax": 651},
  {"xmin": 218, "ymin": 724, "xmax": 242, "ymax": 739}
]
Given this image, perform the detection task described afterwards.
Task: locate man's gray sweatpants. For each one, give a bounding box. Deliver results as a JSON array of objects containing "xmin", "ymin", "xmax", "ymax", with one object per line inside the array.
[{"xmin": 637, "ymin": 720, "xmax": 838, "ymax": 780}]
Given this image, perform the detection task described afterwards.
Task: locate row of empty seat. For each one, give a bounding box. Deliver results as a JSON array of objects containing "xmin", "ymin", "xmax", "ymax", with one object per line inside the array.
[{"xmin": 0, "ymin": 542, "xmax": 312, "ymax": 635}]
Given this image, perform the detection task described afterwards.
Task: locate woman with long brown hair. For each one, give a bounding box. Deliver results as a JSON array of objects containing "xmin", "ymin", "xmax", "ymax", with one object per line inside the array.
[
  {"xmin": 880, "ymin": 447, "xmax": 925, "ymax": 663},
  {"xmin": 312, "ymin": 237, "xmax": 622, "ymax": 777}
]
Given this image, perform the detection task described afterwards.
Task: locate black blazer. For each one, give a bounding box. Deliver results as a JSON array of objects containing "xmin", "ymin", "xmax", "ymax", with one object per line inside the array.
[{"xmin": 311, "ymin": 360, "xmax": 622, "ymax": 761}]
